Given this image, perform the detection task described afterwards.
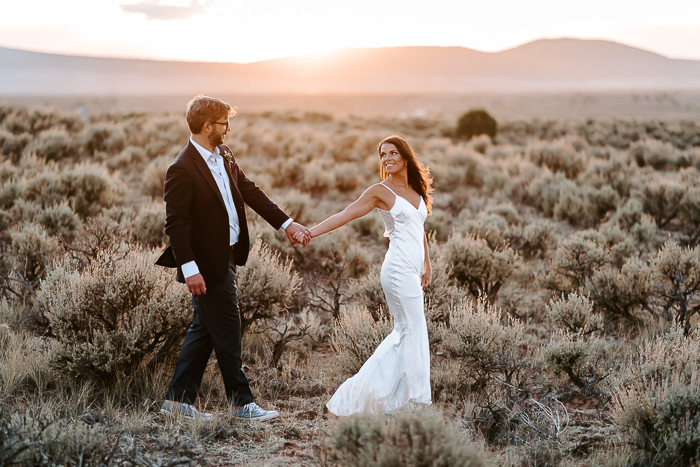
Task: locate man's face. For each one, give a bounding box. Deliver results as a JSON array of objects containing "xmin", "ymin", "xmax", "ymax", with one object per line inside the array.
[{"xmin": 208, "ymin": 117, "xmax": 230, "ymax": 147}]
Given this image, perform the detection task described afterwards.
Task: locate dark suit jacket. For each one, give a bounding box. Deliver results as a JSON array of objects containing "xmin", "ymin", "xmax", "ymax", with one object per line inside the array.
[{"xmin": 155, "ymin": 141, "xmax": 289, "ymax": 286}]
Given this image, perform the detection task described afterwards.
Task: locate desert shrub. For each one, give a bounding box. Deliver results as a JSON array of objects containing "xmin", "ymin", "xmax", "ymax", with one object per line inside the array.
[
  {"xmin": 455, "ymin": 109, "xmax": 497, "ymax": 141},
  {"xmin": 539, "ymin": 232, "xmax": 609, "ymax": 295},
  {"xmin": 106, "ymin": 145, "xmax": 146, "ymax": 171},
  {"xmin": 334, "ymin": 162, "xmax": 360, "ymax": 193},
  {"xmin": 650, "ymin": 241, "xmax": 700, "ymax": 333},
  {"xmin": 347, "ymin": 267, "xmax": 386, "ymax": 321},
  {"xmin": 80, "ymin": 123, "xmax": 126, "ymax": 155},
  {"xmin": 546, "ymin": 292, "xmax": 603, "ymax": 336},
  {"xmin": 442, "ymin": 233, "xmax": 519, "ymax": 302},
  {"xmin": 460, "ymin": 213, "xmax": 509, "ymax": 249},
  {"xmin": 541, "ymin": 331, "xmax": 600, "ymax": 389},
  {"xmin": 141, "ymin": 154, "xmax": 171, "ymax": 199},
  {"xmin": 440, "ymin": 297, "xmax": 525, "ymax": 392},
  {"xmin": 23, "ymin": 129, "xmax": 76, "ymax": 162},
  {"xmin": 301, "ymin": 159, "xmax": 334, "ymax": 195},
  {"xmin": 35, "ymin": 202, "xmax": 82, "ymax": 242},
  {"xmin": 326, "ymin": 408, "xmax": 483, "ymax": 467},
  {"xmin": 613, "ymin": 328, "xmax": 700, "ymax": 467},
  {"xmin": 508, "ymin": 218, "xmax": 555, "ymax": 259},
  {"xmin": 0, "ymin": 223, "xmax": 62, "ymax": 298},
  {"xmin": 236, "ymin": 238, "xmax": 301, "ymax": 334},
  {"xmin": 62, "ymin": 216, "xmax": 130, "ymax": 272},
  {"xmin": 527, "ymin": 137, "xmax": 587, "ymax": 179},
  {"xmin": 630, "ymin": 138, "xmax": 682, "ymax": 170},
  {"xmin": 528, "ymin": 172, "xmax": 578, "ymax": 217},
  {"xmin": 331, "ymin": 304, "xmax": 393, "ymax": 376},
  {"xmin": 24, "ymin": 163, "xmax": 125, "ymax": 218},
  {"xmin": 0, "ymin": 180, "xmax": 24, "ymax": 210},
  {"xmin": 0, "ymin": 129, "xmax": 31, "ymax": 161},
  {"xmin": 423, "ymin": 253, "xmax": 467, "ymax": 325},
  {"xmin": 641, "ymin": 178, "xmax": 687, "ymax": 228},
  {"xmin": 586, "ymin": 258, "xmax": 652, "ymax": 322},
  {"xmin": 36, "ymin": 245, "xmax": 191, "ymax": 383},
  {"xmin": 679, "ymin": 186, "xmax": 700, "ymax": 246},
  {"xmin": 132, "ymin": 202, "xmax": 166, "ymax": 247}
]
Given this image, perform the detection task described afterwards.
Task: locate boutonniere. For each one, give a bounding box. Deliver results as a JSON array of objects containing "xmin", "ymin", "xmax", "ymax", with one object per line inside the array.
[{"xmin": 221, "ymin": 148, "xmax": 233, "ymax": 164}]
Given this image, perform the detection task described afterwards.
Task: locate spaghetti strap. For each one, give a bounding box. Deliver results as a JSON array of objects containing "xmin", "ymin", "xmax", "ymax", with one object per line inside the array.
[{"xmin": 379, "ymin": 182, "xmax": 398, "ymax": 196}]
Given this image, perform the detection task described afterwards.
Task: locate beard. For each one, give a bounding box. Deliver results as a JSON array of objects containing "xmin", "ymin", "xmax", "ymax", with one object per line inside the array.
[{"xmin": 208, "ymin": 129, "xmax": 225, "ymax": 147}]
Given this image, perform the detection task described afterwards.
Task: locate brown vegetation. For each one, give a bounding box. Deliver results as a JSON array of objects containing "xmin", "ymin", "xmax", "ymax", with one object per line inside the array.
[{"xmin": 0, "ymin": 102, "xmax": 699, "ymax": 465}]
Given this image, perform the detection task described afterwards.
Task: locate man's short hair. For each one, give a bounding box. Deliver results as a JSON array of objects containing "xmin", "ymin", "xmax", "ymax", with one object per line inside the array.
[{"xmin": 186, "ymin": 95, "xmax": 237, "ymax": 134}]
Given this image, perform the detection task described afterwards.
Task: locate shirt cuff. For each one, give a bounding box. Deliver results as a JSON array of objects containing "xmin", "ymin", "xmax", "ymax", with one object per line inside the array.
[
  {"xmin": 181, "ymin": 261, "xmax": 200, "ymax": 279},
  {"xmin": 280, "ymin": 218, "xmax": 293, "ymax": 231}
]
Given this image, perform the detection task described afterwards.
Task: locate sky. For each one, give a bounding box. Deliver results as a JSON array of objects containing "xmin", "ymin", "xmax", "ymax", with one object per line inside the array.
[{"xmin": 1, "ymin": 0, "xmax": 699, "ymax": 63}]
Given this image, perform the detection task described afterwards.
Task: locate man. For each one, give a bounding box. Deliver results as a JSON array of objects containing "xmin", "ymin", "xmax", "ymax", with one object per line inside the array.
[{"xmin": 156, "ymin": 95, "xmax": 309, "ymax": 421}]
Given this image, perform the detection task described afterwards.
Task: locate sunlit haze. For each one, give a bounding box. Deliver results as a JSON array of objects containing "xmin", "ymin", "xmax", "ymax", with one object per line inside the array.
[{"xmin": 1, "ymin": 0, "xmax": 700, "ymax": 62}]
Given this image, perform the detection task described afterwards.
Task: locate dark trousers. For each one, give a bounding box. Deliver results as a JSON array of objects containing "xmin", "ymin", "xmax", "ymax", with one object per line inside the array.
[{"xmin": 165, "ymin": 250, "xmax": 254, "ymax": 407}]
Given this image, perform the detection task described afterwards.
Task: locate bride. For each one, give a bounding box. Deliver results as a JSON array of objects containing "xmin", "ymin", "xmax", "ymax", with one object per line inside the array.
[{"xmin": 296, "ymin": 135, "xmax": 433, "ymax": 416}]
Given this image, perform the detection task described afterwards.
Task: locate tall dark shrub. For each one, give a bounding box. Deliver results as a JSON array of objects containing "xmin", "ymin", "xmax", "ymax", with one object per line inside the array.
[{"xmin": 456, "ymin": 109, "xmax": 498, "ymax": 141}]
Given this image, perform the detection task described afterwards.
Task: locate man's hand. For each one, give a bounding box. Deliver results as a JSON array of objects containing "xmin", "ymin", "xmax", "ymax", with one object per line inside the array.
[
  {"xmin": 186, "ymin": 273, "xmax": 207, "ymax": 295},
  {"xmin": 285, "ymin": 222, "xmax": 311, "ymax": 247}
]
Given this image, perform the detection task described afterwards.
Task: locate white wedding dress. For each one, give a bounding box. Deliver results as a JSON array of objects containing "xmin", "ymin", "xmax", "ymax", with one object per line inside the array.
[{"xmin": 326, "ymin": 182, "xmax": 432, "ymax": 416}]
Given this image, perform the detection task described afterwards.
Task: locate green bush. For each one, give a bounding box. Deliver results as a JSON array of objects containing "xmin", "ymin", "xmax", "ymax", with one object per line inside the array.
[
  {"xmin": 327, "ymin": 408, "xmax": 483, "ymax": 467},
  {"xmin": 141, "ymin": 154, "xmax": 171, "ymax": 199},
  {"xmin": 541, "ymin": 331, "xmax": 599, "ymax": 389},
  {"xmin": 36, "ymin": 245, "xmax": 191, "ymax": 383},
  {"xmin": 36, "ymin": 202, "xmax": 82, "ymax": 242},
  {"xmin": 455, "ymin": 109, "xmax": 497, "ymax": 141},
  {"xmin": 539, "ymin": 232, "xmax": 609, "ymax": 295}
]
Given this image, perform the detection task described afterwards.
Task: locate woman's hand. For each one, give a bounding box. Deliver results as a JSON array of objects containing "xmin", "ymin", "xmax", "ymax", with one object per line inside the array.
[{"xmin": 421, "ymin": 265, "xmax": 431, "ymax": 288}]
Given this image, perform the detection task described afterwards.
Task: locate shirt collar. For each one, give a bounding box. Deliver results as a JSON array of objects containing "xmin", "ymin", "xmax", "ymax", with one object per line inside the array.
[{"xmin": 190, "ymin": 137, "xmax": 220, "ymax": 162}]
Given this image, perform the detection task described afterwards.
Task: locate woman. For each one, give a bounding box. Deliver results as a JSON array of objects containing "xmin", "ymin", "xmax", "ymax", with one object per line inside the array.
[{"xmin": 296, "ymin": 135, "xmax": 433, "ymax": 416}]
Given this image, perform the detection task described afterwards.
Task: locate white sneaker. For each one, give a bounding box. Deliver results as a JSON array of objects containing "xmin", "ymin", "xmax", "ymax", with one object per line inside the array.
[
  {"xmin": 160, "ymin": 400, "xmax": 213, "ymax": 420},
  {"xmin": 232, "ymin": 402, "xmax": 279, "ymax": 421}
]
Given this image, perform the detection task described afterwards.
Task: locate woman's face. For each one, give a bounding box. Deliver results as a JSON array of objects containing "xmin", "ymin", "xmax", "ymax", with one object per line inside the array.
[{"xmin": 379, "ymin": 143, "xmax": 406, "ymax": 175}]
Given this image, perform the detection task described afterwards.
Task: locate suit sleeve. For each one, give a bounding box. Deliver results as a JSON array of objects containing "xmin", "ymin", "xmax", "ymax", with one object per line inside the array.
[
  {"xmin": 234, "ymin": 162, "xmax": 290, "ymax": 229},
  {"xmin": 163, "ymin": 162, "xmax": 196, "ymax": 266}
]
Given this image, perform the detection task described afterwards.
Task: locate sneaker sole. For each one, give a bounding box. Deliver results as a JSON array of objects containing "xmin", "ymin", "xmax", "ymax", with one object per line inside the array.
[
  {"xmin": 160, "ymin": 409, "xmax": 213, "ymax": 421},
  {"xmin": 234, "ymin": 412, "xmax": 280, "ymax": 422}
]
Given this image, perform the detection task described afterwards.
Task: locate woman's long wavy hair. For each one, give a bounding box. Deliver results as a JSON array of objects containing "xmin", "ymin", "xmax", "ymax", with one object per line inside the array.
[{"xmin": 378, "ymin": 135, "xmax": 433, "ymax": 214}]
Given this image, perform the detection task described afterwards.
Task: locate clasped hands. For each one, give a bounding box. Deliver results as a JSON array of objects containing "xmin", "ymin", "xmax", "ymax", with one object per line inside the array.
[{"xmin": 285, "ymin": 222, "xmax": 312, "ymax": 247}]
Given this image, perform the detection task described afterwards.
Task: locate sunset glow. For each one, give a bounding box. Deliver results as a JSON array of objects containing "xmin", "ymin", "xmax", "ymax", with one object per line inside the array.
[{"xmin": 1, "ymin": 0, "xmax": 699, "ymax": 62}]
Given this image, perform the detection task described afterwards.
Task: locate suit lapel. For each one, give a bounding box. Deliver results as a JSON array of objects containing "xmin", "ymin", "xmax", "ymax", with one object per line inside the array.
[
  {"xmin": 187, "ymin": 142, "xmax": 227, "ymax": 210},
  {"xmin": 219, "ymin": 145, "xmax": 244, "ymax": 207}
]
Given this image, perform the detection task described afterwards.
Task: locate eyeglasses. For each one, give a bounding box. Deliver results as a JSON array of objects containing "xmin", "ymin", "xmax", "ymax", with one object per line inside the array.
[{"xmin": 209, "ymin": 121, "xmax": 230, "ymax": 130}]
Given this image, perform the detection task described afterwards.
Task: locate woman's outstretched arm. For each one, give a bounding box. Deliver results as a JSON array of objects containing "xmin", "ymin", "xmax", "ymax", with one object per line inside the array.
[{"xmin": 304, "ymin": 185, "xmax": 388, "ymax": 240}]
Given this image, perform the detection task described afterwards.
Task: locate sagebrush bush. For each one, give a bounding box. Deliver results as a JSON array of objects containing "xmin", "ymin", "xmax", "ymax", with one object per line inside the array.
[
  {"xmin": 546, "ymin": 292, "xmax": 603, "ymax": 336},
  {"xmin": 527, "ymin": 137, "xmax": 587, "ymax": 179},
  {"xmin": 331, "ymin": 305, "xmax": 393, "ymax": 376},
  {"xmin": 442, "ymin": 233, "xmax": 519, "ymax": 302},
  {"xmin": 347, "ymin": 267, "xmax": 386, "ymax": 321},
  {"xmin": 327, "ymin": 408, "xmax": 483, "ymax": 467},
  {"xmin": 2, "ymin": 222, "xmax": 62, "ymax": 297},
  {"xmin": 650, "ymin": 241, "xmax": 700, "ymax": 333},
  {"xmin": 586, "ymin": 258, "xmax": 652, "ymax": 322},
  {"xmin": 36, "ymin": 202, "xmax": 82, "ymax": 242},
  {"xmin": 36, "ymin": 245, "xmax": 191, "ymax": 383},
  {"xmin": 236, "ymin": 238, "xmax": 301, "ymax": 334},
  {"xmin": 23, "ymin": 128, "xmax": 76, "ymax": 161},
  {"xmin": 541, "ymin": 331, "xmax": 600, "ymax": 389},
  {"xmin": 24, "ymin": 163, "xmax": 125, "ymax": 218},
  {"xmin": 440, "ymin": 297, "xmax": 525, "ymax": 391},
  {"xmin": 141, "ymin": 154, "xmax": 171, "ymax": 199},
  {"xmin": 613, "ymin": 328, "xmax": 700, "ymax": 466},
  {"xmin": 539, "ymin": 232, "xmax": 609, "ymax": 295},
  {"xmin": 132, "ymin": 202, "xmax": 166, "ymax": 247}
]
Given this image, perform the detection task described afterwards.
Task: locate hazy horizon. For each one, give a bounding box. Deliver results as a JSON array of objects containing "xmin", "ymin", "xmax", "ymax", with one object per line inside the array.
[{"xmin": 2, "ymin": 0, "xmax": 700, "ymax": 63}]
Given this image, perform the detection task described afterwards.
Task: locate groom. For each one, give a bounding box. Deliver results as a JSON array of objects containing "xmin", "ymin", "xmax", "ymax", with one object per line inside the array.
[{"xmin": 156, "ymin": 95, "xmax": 309, "ymax": 421}]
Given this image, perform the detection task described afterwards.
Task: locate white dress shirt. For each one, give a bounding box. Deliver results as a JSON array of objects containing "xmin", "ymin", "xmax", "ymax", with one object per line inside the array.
[{"xmin": 181, "ymin": 138, "xmax": 292, "ymax": 279}]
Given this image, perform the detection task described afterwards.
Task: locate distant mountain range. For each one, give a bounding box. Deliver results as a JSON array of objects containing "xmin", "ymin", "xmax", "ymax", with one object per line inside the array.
[{"xmin": 1, "ymin": 39, "xmax": 699, "ymax": 95}]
